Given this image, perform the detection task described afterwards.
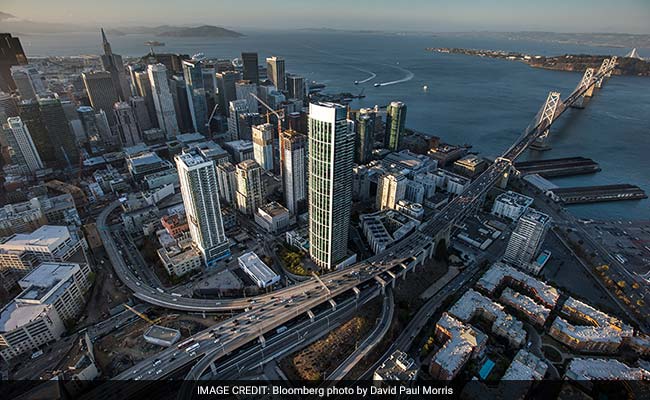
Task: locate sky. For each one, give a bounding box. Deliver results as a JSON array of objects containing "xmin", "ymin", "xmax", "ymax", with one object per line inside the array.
[{"xmin": 2, "ymin": 0, "xmax": 650, "ymax": 34}]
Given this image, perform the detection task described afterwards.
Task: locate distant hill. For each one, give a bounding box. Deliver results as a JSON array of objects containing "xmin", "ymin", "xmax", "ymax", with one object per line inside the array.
[{"xmin": 157, "ymin": 25, "xmax": 243, "ymax": 38}]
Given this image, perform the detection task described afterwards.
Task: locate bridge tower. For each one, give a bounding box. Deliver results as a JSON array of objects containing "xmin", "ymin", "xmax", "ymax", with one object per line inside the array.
[
  {"xmin": 530, "ymin": 91, "xmax": 562, "ymax": 151},
  {"xmin": 571, "ymin": 68, "xmax": 595, "ymax": 109},
  {"xmin": 495, "ymin": 157, "xmax": 513, "ymax": 189},
  {"xmin": 595, "ymin": 58, "xmax": 610, "ymax": 88},
  {"xmin": 605, "ymin": 56, "xmax": 617, "ymax": 79}
]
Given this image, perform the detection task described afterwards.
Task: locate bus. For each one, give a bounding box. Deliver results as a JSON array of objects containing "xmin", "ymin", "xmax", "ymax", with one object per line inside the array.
[{"xmin": 177, "ymin": 338, "xmax": 195, "ymax": 349}]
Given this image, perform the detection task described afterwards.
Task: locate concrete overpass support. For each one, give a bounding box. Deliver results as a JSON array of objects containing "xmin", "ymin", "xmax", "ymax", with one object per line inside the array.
[
  {"xmin": 329, "ymin": 299, "xmax": 337, "ymax": 311},
  {"xmin": 259, "ymin": 335, "xmax": 266, "ymax": 348},
  {"xmin": 307, "ymin": 310, "xmax": 315, "ymax": 322},
  {"xmin": 374, "ymin": 276, "xmax": 387, "ymax": 294},
  {"xmin": 400, "ymin": 263, "xmax": 408, "ymax": 279},
  {"xmin": 352, "ymin": 287, "xmax": 361, "ymax": 299},
  {"xmin": 210, "ymin": 361, "xmax": 217, "ymax": 376}
]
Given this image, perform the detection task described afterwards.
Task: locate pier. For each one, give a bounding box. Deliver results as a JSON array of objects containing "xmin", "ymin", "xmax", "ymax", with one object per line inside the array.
[
  {"xmin": 514, "ymin": 157, "xmax": 601, "ymax": 178},
  {"xmin": 550, "ymin": 184, "xmax": 647, "ymax": 204}
]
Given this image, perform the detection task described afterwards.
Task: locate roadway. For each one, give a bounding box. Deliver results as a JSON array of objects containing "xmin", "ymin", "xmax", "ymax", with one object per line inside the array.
[{"xmin": 90, "ymin": 63, "xmax": 617, "ymax": 387}]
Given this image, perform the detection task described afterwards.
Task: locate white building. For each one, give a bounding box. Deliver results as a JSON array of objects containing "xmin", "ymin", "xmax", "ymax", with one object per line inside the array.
[
  {"xmin": 255, "ymin": 202, "xmax": 291, "ymax": 233},
  {"xmin": 235, "ymin": 80, "xmax": 259, "ymax": 113},
  {"xmin": 238, "ymin": 252, "xmax": 280, "ymax": 288},
  {"xmin": 0, "ymin": 262, "xmax": 91, "ymax": 361},
  {"xmin": 252, "ymin": 123, "xmax": 274, "ymax": 171},
  {"xmin": 235, "ymin": 159, "xmax": 264, "ymax": 215},
  {"xmin": 216, "ymin": 161, "xmax": 238, "ymax": 205},
  {"xmin": 148, "ymin": 63, "xmax": 179, "ymax": 139},
  {"xmin": 4, "ymin": 116, "xmax": 44, "ymax": 173},
  {"xmin": 175, "ymin": 151, "xmax": 230, "ymax": 267},
  {"xmin": 227, "ymin": 99, "xmax": 249, "ymax": 141},
  {"xmin": 308, "ymin": 102, "xmax": 355, "ymax": 270},
  {"xmin": 376, "ymin": 173, "xmax": 407, "ymax": 211},
  {"xmin": 503, "ymin": 209, "xmax": 551, "ymax": 269},
  {"xmin": 491, "ymin": 191, "xmax": 534, "ymax": 220},
  {"xmin": 281, "ymin": 130, "xmax": 307, "ymax": 215}
]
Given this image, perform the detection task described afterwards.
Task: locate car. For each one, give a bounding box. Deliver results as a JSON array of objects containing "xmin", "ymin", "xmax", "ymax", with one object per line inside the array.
[
  {"xmin": 155, "ymin": 369, "xmax": 163, "ymax": 375},
  {"xmin": 153, "ymin": 359, "xmax": 161, "ymax": 366}
]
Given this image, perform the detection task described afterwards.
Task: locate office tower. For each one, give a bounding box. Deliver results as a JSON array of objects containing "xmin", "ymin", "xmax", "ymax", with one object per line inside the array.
[
  {"xmin": 227, "ymin": 99, "xmax": 249, "ymax": 140},
  {"xmin": 241, "ymin": 52, "xmax": 259, "ymax": 83},
  {"xmin": 127, "ymin": 64, "xmax": 144, "ymax": 96},
  {"xmin": 77, "ymin": 106, "xmax": 103, "ymax": 151},
  {"xmin": 133, "ymin": 71, "xmax": 157, "ymax": 127},
  {"xmin": 0, "ymin": 92, "xmax": 19, "ymax": 118},
  {"xmin": 385, "ymin": 101, "xmax": 406, "ymax": 151},
  {"xmin": 237, "ymin": 112, "xmax": 262, "ymax": 141},
  {"xmin": 266, "ymin": 56, "xmax": 286, "ymax": 91},
  {"xmin": 215, "ymin": 59, "xmax": 235, "ymax": 73},
  {"xmin": 252, "ymin": 123, "xmax": 274, "ymax": 171},
  {"xmin": 235, "ymin": 159, "xmax": 263, "ymax": 215},
  {"xmin": 144, "ymin": 53, "xmax": 188, "ymax": 77},
  {"xmin": 175, "ymin": 150, "xmax": 230, "ymax": 266},
  {"xmin": 287, "ymin": 74, "xmax": 305, "ymax": 101},
  {"xmin": 37, "ymin": 96, "xmax": 79, "ymax": 166},
  {"xmin": 18, "ymin": 100, "xmax": 54, "ymax": 166},
  {"xmin": 216, "ymin": 161, "xmax": 237, "ymax": 204},
  {"xmin": 129, "ymin": 96, "xmax": 153, "ymax": 132},
  {"xmin": 235, "ymin": 80, "xmax": 259, "ymax": 113},
  {"xmin": 355, "ymin": 113, "xmax": 374, "ymax": 164},
  {"xmin": 308, "ymin": 102, "xmax": 355, "ymax": 270},
  {"xmin": 504, "ymin": 209, "xmax": 551, "ymax": 268},
  {"xmin": 10, "ymin": 66, "xmax": 46, "ymax": 100},
  {"xmin": 148, "ymin": 64, "xmax": 179, "ymax": 139},
  {"xmin": 216, "ymin": 71, "xmax": 240, "ymax": 115},
  {"xmin": 281, "ymin": 130, "xmax": 307, "ymax": 215},
  {"xmin": 82, "ymin": 71, "xmax": 119, "ymax": 125},
  {"xmin": 202, "ymin": 65, "xmax": 217, "ymax": 97},
  {"xmin": 182, "ymin": 58, "xmax": 209, "ymax": 134},
  {"xmin": 114, "ymin": 102, "xmax": 142, "ymax": 147},
  {"xmin": 376, "ymin": 173, "xmax": 407, "ymax": 211},
  {"xmin": 100, "ymin": 29, "xmax": 129, "ymax": 100},
  {"xmin": 0, "ymin": 33, "xmax": 27, "ymax": 92},
  {"xmin": 3, "ymin": 116, "xmax": 44, "ymax": 173},
  {"xmin": 169, "ymin": 76, "xmax": 194, "ymax": 133},
  {"xmin": 288, "ymin": 111, "xmax": 307, "ymax": 134}
]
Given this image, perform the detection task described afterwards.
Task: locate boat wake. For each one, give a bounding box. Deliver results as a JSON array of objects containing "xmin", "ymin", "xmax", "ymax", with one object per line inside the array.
[
  {"xmin": 375, "ymin": 65, "xmax": 414, "ymax": 87},
  {"xmin": 353, "ymin": 67, "xmax": 377, "ymax": 84}
]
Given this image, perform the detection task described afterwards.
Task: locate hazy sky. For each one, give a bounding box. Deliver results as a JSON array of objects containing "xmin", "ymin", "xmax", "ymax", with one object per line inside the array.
[{"xmin": 3, "ymin": 0, "xmax": 650, "ymax": 33}]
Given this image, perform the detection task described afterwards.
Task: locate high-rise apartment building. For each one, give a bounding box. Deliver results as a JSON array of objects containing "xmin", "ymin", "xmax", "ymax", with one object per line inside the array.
[
  {"xmin": 504, "ymin": 209, "xmax": 551, "ymax": 268},
  {"xmin": 252, "ymin": 123, "xmax": 274, "ymax": 172},
  {"xmin": 227, "ymin": 99, "xmax": 249, "ymax": 141},
  {"xmin": 266, "ymin": 56, "xmax": 286, "ymax": 91},
  {"xmin": 308, "ymin": 102, "xmax": 355, "ymax": 270},
  {"xmin": 82, "ymin": 71, "xmax": 119, "ymax": 125},
  {"xmin": 241, "ymin": 52, "xmax": 259, "ymax": 83},
  {"xmin": 216, "ymin": 161, "xmax": 237, "ymax": 205},
  {"xmin": 281, "ymin": 130, "xmax": 307, "ymax": 215},
  {"xmin": 235, "ymin": 159, "xmax": 263, "ymax": 215},
  {"xmin": 385, "ymin": 101, "xmax": 406, "ymax": 151},
  {"xmin": 175, "ymin": 150, "xmax": 230, "ymax": 266},
  {"xmin": 355, "ymin": 113, "xmax": 374, "ymax": 164},
  {"xmin": 3, "ymin": 116, "xmax": 43, "ymax": 173},
  {"xmin": 377, "ymin": 173, "xmax": 407, "ymax": 211},
  {"xmin": 114, "ymin": 102, "xmax": 142, "ymax": 147},
  {"xmin": 0, "ymin": 33, "xmax": 27, "ymax": 92},
  {"xmin": 100, "ymin": 29, "xmax": 130, "ymax": 100},
  {"xmin": 182, "ymin": 58, "xmax": 209, "ymax": 134},
  {"xmin": 148, "ymin": 64, "xmax": 179, "ymax": 139}
]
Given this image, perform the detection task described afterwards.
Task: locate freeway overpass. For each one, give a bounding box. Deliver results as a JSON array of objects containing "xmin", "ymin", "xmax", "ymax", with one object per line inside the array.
[{"xmin": 90, "ymin": 61, "xmax": 617, "ymax": 392}]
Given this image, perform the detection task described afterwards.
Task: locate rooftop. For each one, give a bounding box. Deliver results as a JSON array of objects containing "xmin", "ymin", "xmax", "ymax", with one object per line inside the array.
[
  {"xmin": 374, "ymin": 350, "xmax": 418, "ymax": 381},
  {"xmin": 477, "ymin": 262, "xmax": 560, "ymax": 308},
  {"xmin": 238, "ymin": 252, "xmax": 278, "ymax": 282},
  {"xmin": 495, "ymin": 191, "xmax": 534, "ymax": 208},
  {"xmin": 0, "ymin": 225, "xmax": 71, "ymax": 253},
  {"xmin": 566, "ymin": 358, "xmax": 649, "ymax": 380},
  {"xmin": 432, "ymin": 313, "xmax": 487, "ymax": 377},
  {"xmin": 502, "ymin": 349, "xmax": 548, "ymax": 380},
  {"xmin": 258, "ymin": 201, "xmax": 289, "ymax": 218}
]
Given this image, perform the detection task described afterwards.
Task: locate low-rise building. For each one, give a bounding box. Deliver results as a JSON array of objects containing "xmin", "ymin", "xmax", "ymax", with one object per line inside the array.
[
  {"xmin": 477, "ymin": 262, "xmax": 560, "ymax": 308},
  {"xmin": 395, "ymin": 199, "xmax": 424, "ymax": 220},
  {"xmin": 549, "ymin": 297, "xmax": 634, "ymax": 353},
  {"xmin": 374, "ymin": 349, "xmax": 418, "ymax": 381},
  {"xmin": 0, "ymin": 198, "xmax": 47, "ymax": 236},
  {"xmin": 0, "ymin": 262, "xmax": 91, "ymax": 361},
  {"xmin": 285, "ymin": 227, "xmax": 309, "ymax": 252},
  {"xmin": 499, "ymin": 287, "xmax": 551, "ymax": 327},
  {"xmin": 238, "ymin": 252, "xmax": 279, "ymax": 288},
  {"xmin": 157, "ymin": 237, "xmax": 203, "ymax": 277},
  {"xmin": 501, "ymin": 349, "xmax": 547, "ymax": 380},
  {"xmin": 491, "ymin": 191, "xmax": 534, "ymax": 220},
  {"xmin": 448, "ymin": 289, "xmax": 526, "ymax": 348},
  {"xmin": 126, "ymin": 151, "xmax": 171, "ymax": 180},
  {"xmin": 453, "ymin": 154, "xmax": 488, "ymax": 178},
  {"xmin": 360, "ymin": 210, "xmax": 420, "ymax": 254},
  {"xmin": 565, "ymin": 358, "xmax": 650, "ymax": 381},
  {"xmin": 143, "ymin": 325, "xmax": 181, "ymax": 347},
  {"xmin": 161, "ymin": 213, "xmax": 190, "ymax": 240},
  {"xmin": 429, "ymin": 313, "xmax": 487, "ymax": 380},
  {"xmin": 254, "ymin": 202, "xmax": 291, "ymax": 233}
]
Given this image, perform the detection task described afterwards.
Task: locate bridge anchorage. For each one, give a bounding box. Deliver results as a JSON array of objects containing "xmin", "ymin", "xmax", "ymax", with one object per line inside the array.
[{"xmin": 529, "ymin": 91, "xmax": 562, "ymax": 151}]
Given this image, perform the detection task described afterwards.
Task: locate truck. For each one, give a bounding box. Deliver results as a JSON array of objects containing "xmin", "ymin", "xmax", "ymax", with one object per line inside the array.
[{"xmin": 276, "ymin": 326, "xmax": 288, "ymax": 334}]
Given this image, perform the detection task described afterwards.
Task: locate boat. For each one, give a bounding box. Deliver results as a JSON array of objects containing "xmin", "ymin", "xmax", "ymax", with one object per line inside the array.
[
  {"xmin": 423, "ymin": 85, "xmax": 428, "ymax": 91},
  {"xmin": 374, "ymin": 83, "xmax": 381, "ymax": 87},
  {"xmin": 354, "ymin": 80, "xmax": 359, "ymax": 84}
]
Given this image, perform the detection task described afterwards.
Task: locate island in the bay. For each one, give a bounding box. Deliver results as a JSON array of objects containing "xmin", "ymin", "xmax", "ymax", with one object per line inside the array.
[
  {"xmin": 426, "ymin": 47, "xmax": 650, "ymax": 77},
  {"xmin": 107, "ymin": 25, "xmax": 243, "ymax": 38}
]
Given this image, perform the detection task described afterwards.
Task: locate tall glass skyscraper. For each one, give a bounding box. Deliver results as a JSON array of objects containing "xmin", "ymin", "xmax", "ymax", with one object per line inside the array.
[
  {"xmin": 281, "ymin": 130, "xmax": 307, "ymax": 215},
  {"xmin": 182, "ymin": 58, "xmax": 209, "ymax": 134},
  {"xmin": 385, "ymin": 101, "xmax": 406, "ymax": 151},
  {"xmin": 308, "ymin": 102, "xmax": 355, "ymax": 270},
  {"xmin": 175, "ymin": 150, "xmax": 230, "ymax": 267},
  {"xmin": 148, "ymin": 63, "xmax": 179, "ymax": 139}
]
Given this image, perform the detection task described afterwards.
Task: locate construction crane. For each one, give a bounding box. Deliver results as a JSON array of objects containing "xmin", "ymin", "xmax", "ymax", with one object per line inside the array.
[{"xmin": 123, "ymin": 303, "xmax": 162, "ymax": 325}]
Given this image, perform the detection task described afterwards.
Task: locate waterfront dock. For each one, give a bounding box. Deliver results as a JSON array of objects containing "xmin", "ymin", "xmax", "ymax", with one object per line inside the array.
[
  {"xmin": 514, "ymin": 157, "xmax": 601, "ymax": 178},
  {"xmin": 550, "ymin": 184, "xmax": 648, "ymax": 204}
]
